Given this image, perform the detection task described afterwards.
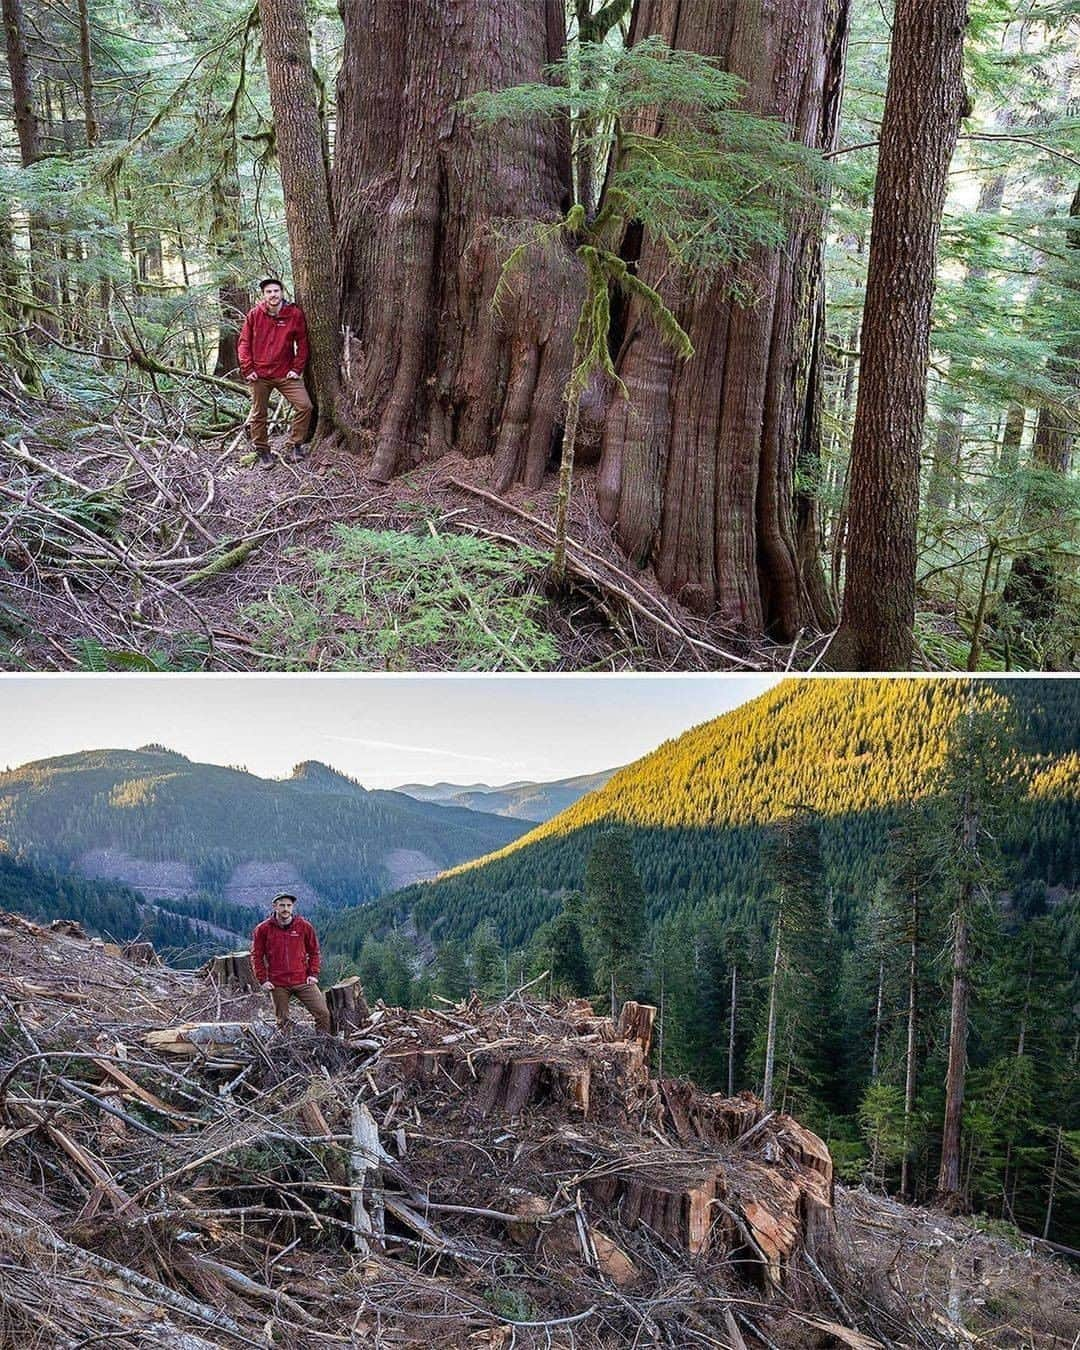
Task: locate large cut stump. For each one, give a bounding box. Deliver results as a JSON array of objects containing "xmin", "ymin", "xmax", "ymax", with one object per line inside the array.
[
  {"xmin": 587, "ymin": 1164, "xmax": 730, "ymax": 1257},
  {"xmin": 201, "ymin": 952, "xmax": 259, "ymax": 992},
  {"xmin": 326, "ymin": 977, "xmax": 371, "ymax": 1038}
]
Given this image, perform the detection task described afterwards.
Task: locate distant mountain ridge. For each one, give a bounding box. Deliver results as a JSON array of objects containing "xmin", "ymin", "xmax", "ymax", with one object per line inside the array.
[
  {"xmin": 394, "ymin": 768, "xmax": 619, "ymax": 822},
  {"xmin": 0, "ymin": 748, "xmax": 529, "ymax": 914}
]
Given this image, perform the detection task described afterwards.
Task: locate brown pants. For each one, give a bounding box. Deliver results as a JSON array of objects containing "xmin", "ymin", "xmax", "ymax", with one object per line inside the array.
[
  {"xmin": 270, "ymin": 982, "xmax": 331, "ymax": 1032},
  {"xmin": 247, "ymin": 376, "xmax": 313, "ymax": 450}
]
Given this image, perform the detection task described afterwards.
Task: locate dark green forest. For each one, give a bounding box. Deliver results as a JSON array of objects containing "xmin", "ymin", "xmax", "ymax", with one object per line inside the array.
[
  {"xmin": 0, "ymin": 746, "xmax": 527, "ymax": 905},
  {"xmin": 0, "ymin": 850, "xmax": 222, "ymax": 961},
  {"xmin": 326, "ymin": 678, "xmax": 1080, "ymax": 1243}
]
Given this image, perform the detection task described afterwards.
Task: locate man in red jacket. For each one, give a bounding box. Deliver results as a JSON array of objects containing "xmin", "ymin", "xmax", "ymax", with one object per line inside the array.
[
  {"xmin": 250, "ymin": 892, "xmax": 331, "ymax": 1031},
  {"xmin": 237, "ymin": 278, "xmax": 313, "ymax": 469}
]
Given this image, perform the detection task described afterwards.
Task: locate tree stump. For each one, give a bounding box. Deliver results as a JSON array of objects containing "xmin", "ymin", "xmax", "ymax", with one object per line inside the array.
[
  {"xmin": 122, "ymin": 941, "xmax": 160, "ymax": 966},
  {"xmin": 202, "ymin": 952, "xmax": 259, "ymax": 992},
  {"xmin": 617, "ymin": 1001, "xmax": 656, "ymax": 1057},
  {"xmin": 326, "ymin": 977, "xmax": 370, "ymax": 1038}
]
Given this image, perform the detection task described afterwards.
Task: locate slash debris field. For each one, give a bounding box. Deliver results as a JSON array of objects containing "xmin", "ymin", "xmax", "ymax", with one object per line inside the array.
[{"xmin": 0, "ymin": 911, "xmax": 1075, "ymax": 1348}]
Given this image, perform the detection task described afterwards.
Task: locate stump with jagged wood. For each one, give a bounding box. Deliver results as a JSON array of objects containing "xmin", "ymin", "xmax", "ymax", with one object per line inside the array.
[{"xmin": 326, "ymin": 976, "xmax": 370, "ymax": 1038}]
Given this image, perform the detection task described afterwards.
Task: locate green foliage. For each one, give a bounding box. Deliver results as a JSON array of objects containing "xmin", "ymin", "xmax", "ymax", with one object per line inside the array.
[
  {"xmin": 584, "ymin": 828, "xmax": 646, "ymax": 1012},
  {"xmin": 472, "ymin": 37, "xmax": 824, "ymax": 274},
  {"xmin": 858, "ymin": 1083, "xmax": 909, "ymax": 1186},
  {"xmin": 532, "ymin": 891, "xmax": 593, "ymax": 997},
  {"xmin": 435, "ymin": 938, "xmax": 469, "ymax": 1001},
  {"xmin": 243, "ymin": 524, "xmax": 558, "ymax": 672}
]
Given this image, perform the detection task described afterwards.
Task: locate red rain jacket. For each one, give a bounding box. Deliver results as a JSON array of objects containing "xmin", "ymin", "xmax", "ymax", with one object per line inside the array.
[
  {"xmin": 251, "ymin": 915, "xmax": 321, "ymax": 987},
  {"xmin": 237, "ymin": 301, "xmax": 310, "ymax": 381}
]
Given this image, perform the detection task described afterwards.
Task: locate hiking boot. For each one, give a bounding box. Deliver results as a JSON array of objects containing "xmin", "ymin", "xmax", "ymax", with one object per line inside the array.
[
  {"xmin": 255, "ymin": 449, "xmax": 275, "ymax": 471},
  {"xmin": 285, "ymin": 445, "xmax": 310, "ymax": 465}
]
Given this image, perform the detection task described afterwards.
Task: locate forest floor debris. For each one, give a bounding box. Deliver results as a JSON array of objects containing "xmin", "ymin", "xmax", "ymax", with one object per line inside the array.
[
  {"xmin": 0, "ymin": 911, "xmax": 1076, "ymax": 1348},
  {"xmin": 0, "ymin": 382, "xmax": 828, "ymax": 672}
]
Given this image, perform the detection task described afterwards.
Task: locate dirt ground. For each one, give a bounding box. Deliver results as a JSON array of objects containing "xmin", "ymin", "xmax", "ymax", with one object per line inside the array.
[{"xmin": 0, "ymin": 387, "xmax": 826, "ymax": 672}]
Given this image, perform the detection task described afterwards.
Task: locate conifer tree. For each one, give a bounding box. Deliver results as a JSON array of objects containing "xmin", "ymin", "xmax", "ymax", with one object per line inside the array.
[
  {"xmin": 470, "ymin": 921, "xmax": 504, "ymax": 999},
  {"xmin": 435, "ymin": 938, "xmax": 469, "ymax": 1003},
  {"xmin": 541, "ymin": 891, "xmax": 593, "ymax": 997},
  {"xmin": 759, "ymin": 807, "xmax": 831, "ymax": 1116},
  {"xmin": 584, "ymin": 829, "xmax": 646, "ymax": 1017},
  {"xmin": 933, "ymin": 692, "xmax": 1015, "ymax": 1208}
]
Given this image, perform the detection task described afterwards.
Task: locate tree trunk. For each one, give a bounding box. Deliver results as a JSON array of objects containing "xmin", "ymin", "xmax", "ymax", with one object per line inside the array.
[
  {"xmin": 762, "ymin": 901, "xmax": 783, "ymax": 1109},
  {"xmin": 1001, "ymin": 183, "xmax": 1079, "ymax": 633},
  {"xmin": 210, "ymin": 128, "xmax": 248, "ymax": 377},
  {"xmin": 1043, "ymin": 1123, "xmax": 1063, "ymax": 1240},
  {"xmin": 258, "ymin": 0, "xmax": 348, "ymax": 443},
  {"xmin": 831, "ymin": 0, "xmax": 969, "ymax": 670},
  {"xmin": 334, "ymin": 0, "xmax": 579, "ymax": 484},
  {"xmin": 2, "ymin": 0, "xmax": 57, "ymax": 335},
  {"xmin": 596, "ymin": 0, "xmax": 849, "ymax": 638},
  {"xmin": 900, "ymin": 884, "xmax": 919, "ymax": 1200},
  {"xmin": 998, "ymin": 404, "xmax": 1025, "ymax": 474},
  {"xmin": 870, "ymin": 956, "xmax": 884, "ymax": 1082},
  {"xmin": 937, "ymin": 790, "xmax": 976, "ymax": 1207},
  {"xmin": 727, "ymin": 961, "xmax": 737, "ymax": 1098},
  {"xmin": 1, "ymin": 0, "xmax": 38, "ymax": 165},
  {"xmin": 77, "ymin": 0, "xmax": 97, "ymax": 147}
]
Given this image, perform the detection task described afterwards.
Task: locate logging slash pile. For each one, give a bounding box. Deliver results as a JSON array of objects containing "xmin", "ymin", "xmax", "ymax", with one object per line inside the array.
[{"xmin": 0, "ymin": 912, "xmax": 1076, "ymax": 1348}]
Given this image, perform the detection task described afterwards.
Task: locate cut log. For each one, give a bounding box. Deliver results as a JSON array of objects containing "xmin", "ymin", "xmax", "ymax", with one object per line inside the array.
[
  {"xmin": 326, "ymin": 976, "xmax": 371, "ymax": 1037},
  {"xmin": 145, "ymin": 1022, "xmax": 271, "ymax": 1056},
  {"xmin": 618, "ymin": 1001, "xmax": 656, "ymax": 1057},
  {"xmin": 201, "ymin": 951, "xmax": 259, "ymax": 992}
]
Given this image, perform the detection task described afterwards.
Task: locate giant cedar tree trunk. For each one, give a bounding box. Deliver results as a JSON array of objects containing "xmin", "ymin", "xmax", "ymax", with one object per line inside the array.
[
  {"xmin": 830, "ymin": 0, "xmax": 969, "ymax": 671},
  {"xmin": 258, "ymin": 0, "xmax": 346, "ymax": 441},
  {"xmin": 596, "ymin": 0, "xmax": 849, "ymax": 637},
  {"xmin": 334, "ymin": 0, "xmax": 580, "ymax": 484}
]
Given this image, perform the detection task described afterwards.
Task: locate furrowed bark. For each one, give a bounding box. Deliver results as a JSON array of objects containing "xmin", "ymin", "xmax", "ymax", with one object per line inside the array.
[
  {"xmin": 334, "ymin": 0, "xmax": 579, "ymax": 484},
  {"xmin": 258, "ymin": 0, "xmax": 348, "ymax": 443},
  {"xmin": 597, "ymin": 0, "xmax": 850, "ymax": 638},
  {"xmin": 831, "ymin": 0, "xmax": 969, "ymax": 670}
]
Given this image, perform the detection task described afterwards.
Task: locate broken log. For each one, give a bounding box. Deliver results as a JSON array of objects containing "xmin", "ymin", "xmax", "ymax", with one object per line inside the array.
[
  {"xmin": 350, "ymin": 1099, "xmax": 390, "ymax": 1257},
  {"xmin": 145, "ymin": 1022, "xmax": 271, "ymax": 1056},
  {"xmin": 327, "ymin": 976, "xmax": 370, "ymax": 1037}
]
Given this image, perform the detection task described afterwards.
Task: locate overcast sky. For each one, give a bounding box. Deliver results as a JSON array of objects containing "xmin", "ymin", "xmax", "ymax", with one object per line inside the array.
[{"xmin": 0, "ymin": 675, "xmax": 780, "ymax": 788}]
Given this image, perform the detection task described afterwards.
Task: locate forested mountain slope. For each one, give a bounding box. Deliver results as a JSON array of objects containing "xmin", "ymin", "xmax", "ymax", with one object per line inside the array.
[
  {"xmin": 394, "ymin": 768, "xmax": 619, "ymax": 822},
  {"xmin": 339, "ymin": 679, "xmax": 1079, "ymax": 951},
  {"xmin": 323, "ymin": 679, "xmax": 1079, "ymax": 1242},
  {"xmin": 0, "ymin": 852, "xmax": 222, "ymax": 961},
  {"xmin": 0, "ymin": 748, "xmax": 528, "ymax": 910}
]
